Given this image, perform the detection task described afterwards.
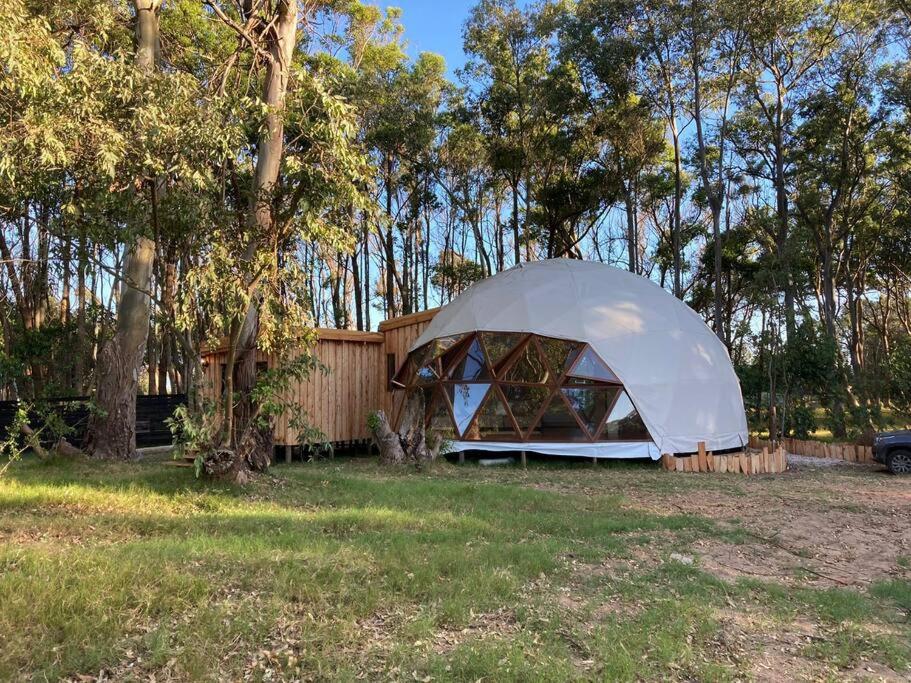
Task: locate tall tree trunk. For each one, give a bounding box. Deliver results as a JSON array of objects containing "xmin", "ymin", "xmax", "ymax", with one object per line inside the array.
[
  {"xmin": 511, "ymin": 177, "xmax": 521, "ymax": 267},
  {"xmin": 624, "ymin": 184, "xmax": 637, "ymax": 274},
  {"xmin": 222, "ymin": 0, "xmax": 298, "ymax": 483},
  {"xmin": 84, "ymin": 0, "xmax": 161, "ymax": 459},
  {"xmin": 670, "ymin": 119, "xmax": 682, "ymax": 299}
]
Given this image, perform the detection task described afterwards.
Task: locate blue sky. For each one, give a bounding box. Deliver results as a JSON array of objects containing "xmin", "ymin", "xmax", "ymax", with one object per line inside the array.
[{"xmin": 378, "ymin": 1, "xmax": 531, "ymax": 79}]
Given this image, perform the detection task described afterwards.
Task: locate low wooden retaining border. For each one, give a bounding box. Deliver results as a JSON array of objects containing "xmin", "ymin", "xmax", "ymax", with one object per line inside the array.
[
  {"xmin": 661, "ymin": 442, "xmax": 787, "ymax": 475},
  {"xmin": 749, "ymin": 435, "xmax": 875, "ymax": 464}
]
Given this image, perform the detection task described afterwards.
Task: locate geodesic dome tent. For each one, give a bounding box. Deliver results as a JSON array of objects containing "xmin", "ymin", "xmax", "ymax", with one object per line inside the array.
[{"xmin": 391, "ymin": 259, "xmax": 748, "ymax": 460}]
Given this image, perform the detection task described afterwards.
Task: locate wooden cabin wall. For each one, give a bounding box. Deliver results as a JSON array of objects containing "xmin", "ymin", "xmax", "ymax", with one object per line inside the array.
[
  {"xmin": 272, "ymin": 334, "xmax": 385, "ymax": 446},
  {"xmin": 378, "ymin": 309, "xmax": 439, "ymax": 415},
  {"xmin": 199, "ymin": 309, "xmax": 439, "ymax": 448}
]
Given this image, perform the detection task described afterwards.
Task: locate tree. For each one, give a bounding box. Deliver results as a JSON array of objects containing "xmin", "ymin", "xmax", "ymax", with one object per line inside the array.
[{"xmin": 84, "ymin": 0, "xmax": 162, "ymax": 459}]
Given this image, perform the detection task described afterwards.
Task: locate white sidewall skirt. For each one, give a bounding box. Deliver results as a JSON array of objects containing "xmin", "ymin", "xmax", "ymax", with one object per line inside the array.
[{"xmin": 446, "ymin": 441, "xmax": 660, "ymax": 460}]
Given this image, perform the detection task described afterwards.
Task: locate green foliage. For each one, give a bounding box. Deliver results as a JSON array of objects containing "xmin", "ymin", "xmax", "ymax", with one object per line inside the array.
[
  {"xmin": 366, "ymin": 411, "xmax": 382, "ymax": 432},
  {"xmin": 166, "ymin": 403, "xmax": 219, "ymax": 461},
  {"xmin": 889, "ymin": 336, "xmax": 911, "ymax": 414},
  {"xmin": 249, "ymin": 354, "xmax": 329, "ymax": 450},
  {"xmin": 789, "ymin": 403, "xmax": 817, "ymax": 439},
  {"xmin": 0, "ymin": 400, "xmax": 82, "ymax": 476}
]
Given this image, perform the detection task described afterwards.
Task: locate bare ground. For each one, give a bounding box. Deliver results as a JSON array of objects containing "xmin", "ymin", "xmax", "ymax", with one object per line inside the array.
[{"xmin": 480, "ymin": 454, "xmax": 911, "ymax": 681}]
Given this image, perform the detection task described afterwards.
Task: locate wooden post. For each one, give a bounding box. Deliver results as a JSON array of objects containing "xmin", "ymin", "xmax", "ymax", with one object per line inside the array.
[
  {"xmin": 697, "ymin": 442, "xmax": 707, "ymax": 472},
  {"xmin": 458, "ymin": 451, "xmax": 465, "ymax": 465},
  {"xmin": 592, "ymin": 457, "xmax": 598, "ymax": 467},
  {"xmin": 284, "ymin": 444, "xmax": 292, "ymax": 464},
  {"xmin": 521, "ymin": 450, "xmax": 527, "ymax": 469}
]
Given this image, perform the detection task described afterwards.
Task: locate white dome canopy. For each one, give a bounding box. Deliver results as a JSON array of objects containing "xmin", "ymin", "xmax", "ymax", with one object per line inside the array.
[{"xmin": 411, "ymin": 259, "xmax": 748, "ymax": 456}]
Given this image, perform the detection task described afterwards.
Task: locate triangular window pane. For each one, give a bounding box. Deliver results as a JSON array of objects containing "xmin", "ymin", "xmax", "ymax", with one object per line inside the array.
[
  {"xmin": 569, "ymin": 348, "xmax": 619, "ymax": 382},
  {"xmin": 529, "ymin": 393, "xmax": 587, "ymax": 441},
  {"xmin": 440, "ymin": 334, "xmax": 475, "ymax": 376},
  {"xmin": 396, "ymin": 388, "xmax": 430, "ymax": 431},
  {"xmin": 562, "ymin": 387, "xmax": 619, "ymax": 436},
  {"xmin": 448, "ymin": 337, "xmax": 491, "ymax": 381},
  {"xmin": 426, "ymin": 389, "xmax": 456, "ymax": 438},
  {"xmin": 502, "ymin": 339, "xmax": 551, "ymax": 384},
  {"xmin": 479, "ymin": 332, "xmax": 526, "ymax": 372},
  {"xmin": 501, "ymin": 385, "xmax": 550, "ymax": 434},
  {"xmin": 412, "ymin": 334, "xmax": 467, "ymax": 368},
  {"xmin": 537, "ymin": 337, "xmax": 583, "ymax": 377},
  {"xmin": 600, "ymin": 391, "xmax": 650, "ymax": 441},
  {"xmin": 409, "ymin": 343, "xmax": 432, "ymax": 369},
  {"xmin": 414, "ymin": 358, "xmax": 441, "ymax": 385},
  {"xmin": 465, "ymin": 387, "xmax": 516, "ymax": 440},
  {"xmin": 432, "ymin": 334, "xmax": 468, "ymax": 358},
  {"xmin": 445, "ymin": 383, "xmax": 490, "ymax": 436}
]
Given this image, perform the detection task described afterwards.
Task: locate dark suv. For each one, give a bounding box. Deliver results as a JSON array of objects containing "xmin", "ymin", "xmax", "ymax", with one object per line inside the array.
[{"xmin": 873, "ymin": 431, "xmax": 911, "ymax": 474}]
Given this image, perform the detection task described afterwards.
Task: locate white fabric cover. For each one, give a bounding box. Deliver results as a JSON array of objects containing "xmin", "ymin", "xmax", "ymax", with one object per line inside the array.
[
  {"xmin": 412, "ymin": 259, "xmax": 748, "ymax": 455},
  {"xmin": 447, "ymin": 440, "xmax": 660, "ymax": 459}
]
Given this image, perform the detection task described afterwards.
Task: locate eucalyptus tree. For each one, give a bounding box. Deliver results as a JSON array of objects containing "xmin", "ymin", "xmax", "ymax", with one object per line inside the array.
[
  {"xmin": 733, "ymin": 0, "xmax": 847, "ymax": 337},
  {"xmin": 558, "ymin": 0, "xmax": 665, "ymax": 273},
  {"xmin": 353, "ymin": 26, "xmax": 448, "ymax": 317},
  {"xmin": 462, "ymin": 0, "xmax": 553, "ymax": 265},
  {"xmin": 84, "ymin": 0, "xmax": 163, "ymax": 459},
  {"xmin": 683, "ymin": 0, "xmax": 746, "ymax": 342},
  {"xmin": 179, "ymin": 0, "xmax": 371, "ymax": 481},
  {"xmin": 639, "ymin": 0, "xmax": 691, "ymax": 297}
]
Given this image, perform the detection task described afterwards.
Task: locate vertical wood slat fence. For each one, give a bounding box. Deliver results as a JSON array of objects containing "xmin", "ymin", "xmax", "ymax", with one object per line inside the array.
[
  {"xmin": 200, "ymin": 309, "xmax": 439, "ymax": 447},
  {"xmin": 661, "ymin": 442, "xmax": 788, "ymax": 475},
  {"xmin": 748, "ymin": 435, "xmax": 875, "ymax": 464}
]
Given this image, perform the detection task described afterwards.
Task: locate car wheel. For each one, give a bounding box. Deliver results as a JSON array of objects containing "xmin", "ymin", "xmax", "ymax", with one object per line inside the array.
[{"xmin": 888, "ymin": 449, "xmax": 911, "ymax": 475}]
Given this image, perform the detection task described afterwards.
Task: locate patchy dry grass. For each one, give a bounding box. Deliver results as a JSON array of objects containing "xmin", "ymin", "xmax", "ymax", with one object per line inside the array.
[{"xmin": 0, "ymin": 454, "xmax": 908, "ymax": 681}]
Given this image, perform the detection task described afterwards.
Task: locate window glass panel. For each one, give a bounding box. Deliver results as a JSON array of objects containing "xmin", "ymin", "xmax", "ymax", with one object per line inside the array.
[
  {"xmin": 563, "ymin": 377, "xmax": 613, "ymax": 387},
  {"xmin": 600, "ymin": 391, "xmax": 650, "ymax": 440},
  {"xmin": 562, "ymin": 387, "xmax": 619, "ymax": 436},
  {"xmin": 479, "ymin": 332, "xmax": 526, "ymax": 371},
  {"xmin": 395, "ymin": 388, "xmax": 431, "ymax": 430},
  {"xmin": 569, "ymin": 348, "xmax": 619, "ymax": 382},
  {"xmin": 528, "ymin": 394, "xmax": 588, "ymax": 441},
  {"xmin": 448, "ymin": 337, "xmax": 491, "ymax": 381},
  {"xmin": 439, "ymin": 334, "xmax": 474, "ymax": 376},
  {"xmin": 466, "ymin": 387, "xmax": 516, "ymax": 440},
  {"xmin": 412, "ymin": 334, "xmax": 467, "ymax": 368},
  {"xmin": 502, "ymin": 340, "xmax": 550, "ymax": 383},
  {"xmin": 414, "ymin": 358, "xmax": 440, "ymax": 385},
  {"xmin": 409, "ymin": 343, "xmax": 434, "ymax": 369},
  {"xmin": 537, "ymin": 337, "xmax": 582, "ymax": 377},
  {"xmin": 445, "ymin": 383, "xmax": 490, "ymax": 436},
  {"xmin": 426, "ymin": 390, "xmax": 456, "ymax": 438},
  {"xmin": 501, "ymin": 385, "xmax": 550, "ymax": 434}
]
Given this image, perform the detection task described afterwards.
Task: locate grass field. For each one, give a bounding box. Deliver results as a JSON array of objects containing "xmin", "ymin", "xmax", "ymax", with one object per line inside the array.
[{"xmin": 1, "ymin": 454, "xmax": 909, "ymax": 681}]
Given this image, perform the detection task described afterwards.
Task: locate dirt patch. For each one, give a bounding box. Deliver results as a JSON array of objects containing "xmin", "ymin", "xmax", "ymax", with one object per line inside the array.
[
  {"xmin": 618, "ymin": 466, "xmax": 911, "ymax": 587},
  {"xmin": 708, "ymin": 609, "xmax": 824, "ymax": 682},
  {"xmin": 432, "ymin": 608, "xmax": 519, "ymax": 654}
]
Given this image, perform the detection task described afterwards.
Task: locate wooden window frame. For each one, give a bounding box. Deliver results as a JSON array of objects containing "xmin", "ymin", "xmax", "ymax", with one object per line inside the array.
[{"xmin": 400, "ymin": 332, "xmax": 654, "ymax": 444}]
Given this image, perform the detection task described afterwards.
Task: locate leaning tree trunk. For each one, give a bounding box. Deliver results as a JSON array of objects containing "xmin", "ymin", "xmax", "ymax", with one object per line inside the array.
[
  {"xmin": 369, "ymin": 394, "xmax": 442, "ymax": 469},
  {"xmin": 85, "ymin": 0, "xmax": 161, "ymax": 460}
]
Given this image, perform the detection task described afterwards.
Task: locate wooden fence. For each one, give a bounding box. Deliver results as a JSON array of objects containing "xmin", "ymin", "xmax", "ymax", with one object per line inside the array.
[
  {"xmin": 0, "ymin": 394, "xmax": 185, "ymax": 448},
  {"xmin": 200, "ymin": 309, "xmax": 439, "ymax": 447},
  {"xmin": 662, "ymin": 442, "xmax": 788, "ymax": 475},
  {"xmin": 749, "ymin": 435, "xmax": 875, "ymax": 464}
]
